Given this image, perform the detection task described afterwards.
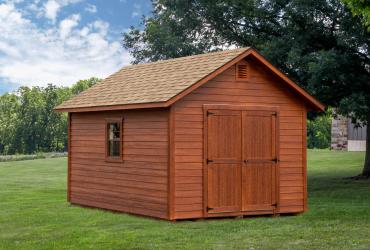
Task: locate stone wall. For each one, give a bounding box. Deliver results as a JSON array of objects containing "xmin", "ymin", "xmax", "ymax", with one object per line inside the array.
[{"xmin": 331, "ymin": 115, "xmax": 348, "ymax": 150}]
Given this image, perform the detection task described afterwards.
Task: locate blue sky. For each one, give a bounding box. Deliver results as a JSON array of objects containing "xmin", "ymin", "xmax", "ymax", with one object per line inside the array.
[{"xmin": 0, "ymin": 0, "xmax": 152, "ymax": 94}]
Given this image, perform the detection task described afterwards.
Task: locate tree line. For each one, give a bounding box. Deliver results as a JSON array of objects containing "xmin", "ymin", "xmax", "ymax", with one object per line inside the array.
[{"xmin": 0, "ymin": 78, "xmax": 99, "ymax": 155}]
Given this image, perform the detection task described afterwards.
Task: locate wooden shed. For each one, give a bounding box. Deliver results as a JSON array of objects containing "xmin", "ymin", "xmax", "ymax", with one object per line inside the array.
[{"xmin": 55, "ymin": 47, "xmax": 324, "ymax": 220}]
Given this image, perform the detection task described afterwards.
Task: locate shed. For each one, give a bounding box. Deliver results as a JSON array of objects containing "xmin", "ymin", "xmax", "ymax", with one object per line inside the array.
[{"xmin": 55, "ymin": 47, "xmax": 324, "ymax": 220}]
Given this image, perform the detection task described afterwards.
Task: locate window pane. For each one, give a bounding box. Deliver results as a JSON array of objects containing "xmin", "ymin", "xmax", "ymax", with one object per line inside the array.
[
  {"xmin": 108, "ymin": 140, "xmax": 120, "ymax": 157},
  {"xmin": 108, "ymin": 123, "xmax": 120, "ymax": 140},
  {"xmin": 107, "ymin": 122, "xmax": 121, "ymax": 157}
]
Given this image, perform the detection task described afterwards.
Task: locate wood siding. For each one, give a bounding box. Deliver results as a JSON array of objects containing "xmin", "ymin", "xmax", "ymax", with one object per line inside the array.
[
  {"xmin": 172, "ymin": 57, "xmax": 307, "ymax": 219},
  {"xmin": 69, "ymin": 109, "xmax": 169, "ymax": 219}
]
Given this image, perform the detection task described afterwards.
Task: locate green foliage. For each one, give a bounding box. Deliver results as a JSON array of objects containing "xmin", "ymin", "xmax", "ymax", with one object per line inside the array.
[
  {"xmin": 0, "ymin": 78, "xmax": 99, "ymax": 155},
  {"xmin": 307, "ymin": 110, "xmax": 332, "ymax": 149},
  {"xmin": 342, "ymin": 0, "xmax": 370, "ymax": 29},
  {"xmin": 70, "ymin": 77, "xmax": 100, "ymax": 95},
  {"xmin": 0, "ymin": 152, "xmax": 67, "ymax": 162}
]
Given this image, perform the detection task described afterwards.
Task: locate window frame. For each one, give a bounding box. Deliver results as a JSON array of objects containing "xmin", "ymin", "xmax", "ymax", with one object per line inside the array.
[{"xmin": 105, "ymin": 118, "xmax": 124, "ymax": 162}]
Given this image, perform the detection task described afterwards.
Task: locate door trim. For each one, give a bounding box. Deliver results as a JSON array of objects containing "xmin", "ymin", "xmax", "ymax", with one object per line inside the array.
[{"xmin": 203, "ymin": 104, "xmax": 280, "ymax": 217}]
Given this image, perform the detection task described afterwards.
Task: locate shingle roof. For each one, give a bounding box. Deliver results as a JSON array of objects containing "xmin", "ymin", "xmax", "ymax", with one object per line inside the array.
[{"xmin": 55, "ymin": 47, "xmax": 250, "ymax": 110}]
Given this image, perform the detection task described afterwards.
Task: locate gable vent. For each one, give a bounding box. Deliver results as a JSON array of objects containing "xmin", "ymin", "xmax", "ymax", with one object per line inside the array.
[{"xmin": 237, "ymin": 64, "xmax": 248, "ymax": 79}]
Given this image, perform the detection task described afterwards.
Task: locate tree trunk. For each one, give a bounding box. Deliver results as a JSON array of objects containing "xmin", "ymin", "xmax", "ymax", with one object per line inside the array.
[{"xmin": 362, "ymin": 113, "xmax": 370, "ymax": 176}]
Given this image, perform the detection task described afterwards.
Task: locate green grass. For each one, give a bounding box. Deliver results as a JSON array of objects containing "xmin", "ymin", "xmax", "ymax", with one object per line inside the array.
[{"xmin": 0, "ymin": 150, "xmax": 369, "ymax": 249}]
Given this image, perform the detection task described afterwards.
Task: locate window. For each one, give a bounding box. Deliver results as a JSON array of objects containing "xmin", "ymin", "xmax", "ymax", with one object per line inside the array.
[{"xmin": 106, "ymin": 119, "xmax": 123, "ymax": 160}]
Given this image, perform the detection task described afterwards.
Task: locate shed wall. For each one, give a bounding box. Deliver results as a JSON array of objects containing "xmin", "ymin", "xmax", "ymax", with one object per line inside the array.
[
  {"xmin": 172, "ymin": 57, "xmax": 307, "ymax": 219},
  {"xmin": 69, "ymin": 109, "xmax": 169, "ymax": 219}
]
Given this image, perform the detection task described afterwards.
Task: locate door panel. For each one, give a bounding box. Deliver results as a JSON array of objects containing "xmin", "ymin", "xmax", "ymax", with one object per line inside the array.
[
  {"xmin": 207, "ymin": 110, "xmax": 242, "ymax": 213},
  {"xmin": 207, "ymin": 110, "xmax": 242, "ymax": 162},
  {"xmin": 242, "ymin": 162, "xmax": 276, "ymax": 211},
  {"xmin": 207, "ymin": 163, "xmax": 241, "ymax": 213},
  {"xmin": 242, "ymin": 111, "xmax": 277, "ymax": 211}
]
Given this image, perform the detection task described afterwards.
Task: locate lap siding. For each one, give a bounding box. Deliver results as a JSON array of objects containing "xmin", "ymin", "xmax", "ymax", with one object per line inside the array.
[
  {"xmin": 70, "ymin": 109, "xmax": 169, "ymax": 219},
  {"xmin": 172, "ymin": 61, "xmax": 307, "ymax": 219}
]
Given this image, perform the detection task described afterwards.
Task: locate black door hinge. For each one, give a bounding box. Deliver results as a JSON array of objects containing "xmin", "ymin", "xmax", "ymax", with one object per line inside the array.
[
  {"xmin": 207, "ymin": 159, "xmax": 213, "ymax": 164},
  {"xmin": 207, "ymin": 206, "xmax": 214, "ymax": 211},
  {"xmin": 207, "ymin": 111, "xmax": 215, "ymax": 116},
  {"xmin": 272, "ymin": 203, "xmax": 277, "ymax": 207},
  {"xmin": 272, "ymin": 158, "xmax": 279, "ymax": 163}
]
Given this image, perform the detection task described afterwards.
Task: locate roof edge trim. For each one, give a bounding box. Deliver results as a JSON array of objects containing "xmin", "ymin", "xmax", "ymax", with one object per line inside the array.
[{"xmin": 54, "ymin": 101, "xmax": 167, "ymax": 113}]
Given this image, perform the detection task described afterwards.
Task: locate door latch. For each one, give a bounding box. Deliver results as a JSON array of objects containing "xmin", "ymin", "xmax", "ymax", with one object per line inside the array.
[{"xmin": 207, "ymin": 159, "xmax": 213, "ymax": 164}]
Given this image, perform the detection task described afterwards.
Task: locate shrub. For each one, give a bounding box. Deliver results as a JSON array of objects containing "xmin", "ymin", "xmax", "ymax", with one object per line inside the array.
[
  {"xmin": 0, "ymin": 152, "xmax": 67, "ymax": 162},
  {"xmin": 307, "ymin": 110, "xmax": 332, "ymax": 149}
]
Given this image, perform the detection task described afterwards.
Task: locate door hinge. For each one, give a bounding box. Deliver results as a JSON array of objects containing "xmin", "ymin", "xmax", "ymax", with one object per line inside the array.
[
  {"xmin": 207, "ymin": 206, "xmax": 214, "ymax": 211},
  {"xmin": 207, "ymin": 159, "xmax": 213, "ymax": 164},
  {"xmin": 272, "ymin": 203, "xmax": 278, "ymax": 207},
  {"xmin": 207, "ymin": 111, "xmax": 215, "ymax": 116},
  {"xmin": 272, "ymin": 112, "xmax": 277, "ymax": 116},
  {"xmin": 272, "ymin": 158, "xmax": 279, "ymax": 163}
]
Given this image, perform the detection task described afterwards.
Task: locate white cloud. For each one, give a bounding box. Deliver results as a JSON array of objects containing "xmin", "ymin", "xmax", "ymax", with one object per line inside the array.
[
  {"xmin": 43, "ymin": 0, "xmax": 81, "ymax": 23},
  {"xmin": 59, "ymin": 14, "xmax": 80, "ymax": 39},
  {"xmin": 85, "ymin": 3, "xmax": 96, "ymax": 13},
  {"xmin": 0, "ymin": 2, "xmax": 131, "ymax": 88},
  {"xmin": 44, "ymin": 0, "xmax": 60, "ymax": 22}
]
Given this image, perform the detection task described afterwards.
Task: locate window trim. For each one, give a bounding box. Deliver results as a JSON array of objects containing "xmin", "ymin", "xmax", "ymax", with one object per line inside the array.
[{"xmin": 105, "ymin": 118, "xmax": 124, "ymax": 162}]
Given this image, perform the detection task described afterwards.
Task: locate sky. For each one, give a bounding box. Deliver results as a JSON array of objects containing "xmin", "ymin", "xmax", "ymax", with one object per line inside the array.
[{"xmin": 0, "ymin": 0, "xmax": 152, "ymax": 94}]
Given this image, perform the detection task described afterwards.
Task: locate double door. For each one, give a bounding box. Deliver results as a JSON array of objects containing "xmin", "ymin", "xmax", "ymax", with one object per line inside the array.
[{"xmin": 206, "ymin": 107, "xmax": 278, "ymax": 214}]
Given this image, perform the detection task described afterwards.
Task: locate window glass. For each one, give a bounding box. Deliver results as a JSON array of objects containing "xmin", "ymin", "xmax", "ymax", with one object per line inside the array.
[{"xmin": 107, "ymin": 122, "xmax": 121, "ymax": 157}]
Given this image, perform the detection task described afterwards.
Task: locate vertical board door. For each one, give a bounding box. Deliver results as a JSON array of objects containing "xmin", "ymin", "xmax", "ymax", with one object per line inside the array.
[
  {"xmin": 242, "ymin": 110, "xmax": 277, "ymax": 211},
  {"xmin": 206, "ymin": 109, "xmax": 242, "ymax": 213}
]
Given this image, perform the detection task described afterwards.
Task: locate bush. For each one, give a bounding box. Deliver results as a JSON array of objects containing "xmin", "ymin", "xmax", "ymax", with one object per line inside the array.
[
  {"xmin": 307, "ymin": 110, "xmax": 332, "ymax": 149},
  {"xmin": 0, "ymin": 152, "xmax": 67, "ymax": 162}
]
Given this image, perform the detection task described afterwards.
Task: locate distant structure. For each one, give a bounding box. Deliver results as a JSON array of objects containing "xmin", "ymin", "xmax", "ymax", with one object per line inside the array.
[{"xmin": 331, "ymin": 115, "xmax": 367, "ymax": 151}]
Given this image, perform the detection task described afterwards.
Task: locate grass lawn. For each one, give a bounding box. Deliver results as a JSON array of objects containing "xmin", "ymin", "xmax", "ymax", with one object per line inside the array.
[{"xmin": 0, "ymin": 150, "xmax": 369, "ymax": 249}]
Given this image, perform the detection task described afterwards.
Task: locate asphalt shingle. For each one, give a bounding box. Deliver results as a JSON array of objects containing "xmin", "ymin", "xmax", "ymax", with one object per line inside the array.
[{"xmin": 56, "ymin": 47, "xmax": 249, "ymax": 110}]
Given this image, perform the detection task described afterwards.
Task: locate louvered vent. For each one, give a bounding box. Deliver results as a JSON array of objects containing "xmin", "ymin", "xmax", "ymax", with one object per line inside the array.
[{"xmin": 237, "ymin": 64, "xmax": 248, "ymax": 79}]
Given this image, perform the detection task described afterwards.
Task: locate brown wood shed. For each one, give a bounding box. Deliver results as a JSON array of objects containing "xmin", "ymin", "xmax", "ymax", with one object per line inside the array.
[{"xmin": 55, "ymin": 47, "xmax": 324, "ymax": 220}]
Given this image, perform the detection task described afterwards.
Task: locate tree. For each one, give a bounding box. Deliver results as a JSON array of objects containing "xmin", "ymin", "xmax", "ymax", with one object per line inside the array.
[
  {"xmin": 0, "ymin": 77, "xmax": 99, "ymax": 155},
  {"xmin": 17, "ymin": 86, "xmax": 45, "ymax": 153},
  {"xmin": 123, "ymin": 0, "xmax": 370, "ymax": 176},
  {"xmin": 342, "ymin": 0, "xmax": 370, "ymax": 29},
  {"xmin": 70, "ymin": 77, "xmax": 100, "ymax": 95},
  {"xmin": 0, "ymin": 93, "xmax": 20, "ymax": 154}
]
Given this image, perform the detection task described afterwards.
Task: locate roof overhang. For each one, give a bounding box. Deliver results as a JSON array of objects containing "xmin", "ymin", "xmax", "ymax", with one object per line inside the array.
[
  {"xmin": 55, "ymin": 48, "xmax": 324, "ymax": 113},
  {"xmin": 55, "ymin": 102, "xmax": 167, "ymax": 113}
]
